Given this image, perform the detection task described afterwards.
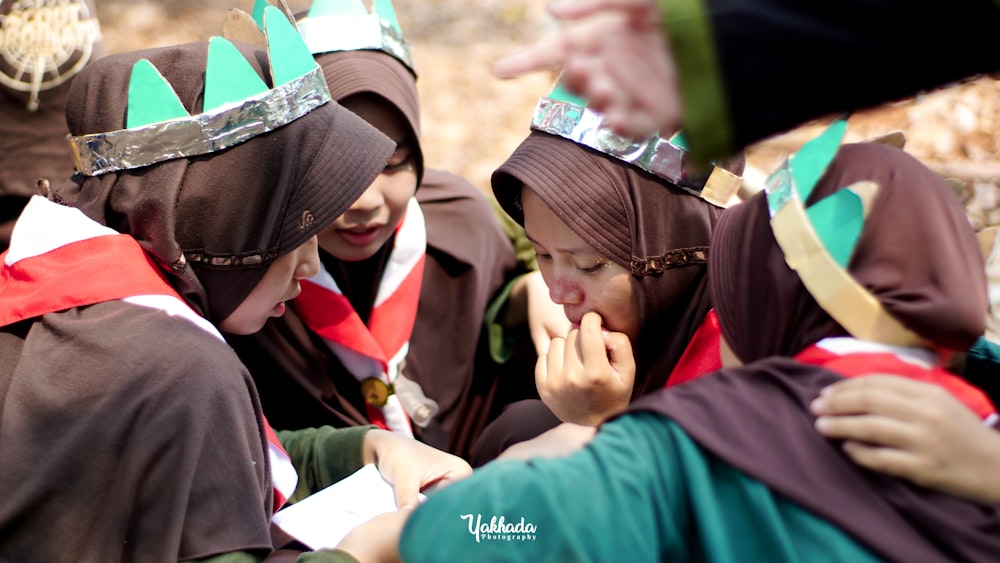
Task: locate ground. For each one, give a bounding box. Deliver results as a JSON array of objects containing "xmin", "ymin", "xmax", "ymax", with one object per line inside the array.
[{"xmin": 96, "ymin": 0, "xmax": 1000, "ymax": 228}]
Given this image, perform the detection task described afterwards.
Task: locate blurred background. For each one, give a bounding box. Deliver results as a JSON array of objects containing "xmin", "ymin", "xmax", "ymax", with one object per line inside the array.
[{"xmin": 96, "ymin": 0, "xmax": 1000, "ymax": 227}]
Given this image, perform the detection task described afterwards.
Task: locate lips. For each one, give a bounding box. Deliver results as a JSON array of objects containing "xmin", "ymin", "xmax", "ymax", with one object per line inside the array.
[{"xmin": 338, "ymin": 224, "xmax": 384, "ymax": 247}]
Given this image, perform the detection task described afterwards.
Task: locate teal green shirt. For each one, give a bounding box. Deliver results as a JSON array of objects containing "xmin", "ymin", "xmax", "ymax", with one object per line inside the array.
[{"xmin": 401, "ymin": 413, "xmax": 882, "ymax": 562}]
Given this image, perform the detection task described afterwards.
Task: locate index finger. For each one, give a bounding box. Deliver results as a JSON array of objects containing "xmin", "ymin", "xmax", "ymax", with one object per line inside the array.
[
  {"xmin": 819, "ymin": 374, "xmax": 943, "ymax": 402},
  {"xmin": 548, "ymin": 0, "xmax": 659, "ymax": 26},
  {"xmin": 493, "ymin": 36, "xmax": 567, "ymax": 79},
  {"xmin": 578, "ymin": 311, "xmax": 610, "ymax": 366}
]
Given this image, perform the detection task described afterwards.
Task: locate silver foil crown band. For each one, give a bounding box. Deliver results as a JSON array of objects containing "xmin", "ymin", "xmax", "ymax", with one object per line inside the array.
[
  {"xmin": 531, "ymin": 97, "xmax": 741, "ymax": 207},
  {"xmin": 67, "ymin": 66, "xmax": 330, "ymax": 176},
  {"xmin": 297, "ymin": 14, "xmax": 415, "ymax": 75}
]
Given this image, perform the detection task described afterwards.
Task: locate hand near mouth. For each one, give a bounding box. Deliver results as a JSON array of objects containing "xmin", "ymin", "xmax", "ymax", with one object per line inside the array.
[{"xmin": 535, "ymin": 311, "xmax": 636, "ymax": 426}]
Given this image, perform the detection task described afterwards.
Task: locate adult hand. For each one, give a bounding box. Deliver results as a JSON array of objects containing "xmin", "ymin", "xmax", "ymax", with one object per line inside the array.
[
  {"xmin": 523, "ymin": 270, "xmax": 571, "ymax": 355},
  {"xmin": 334, "ymin": 506, "xmax": 414, "ymax": 563},
  {"xmin": 811, "ymin": 375, "xmax": 1000, "ymax": 505},
  {"xmin": 493, "ymin": 0, "xmax": 680, "ymax": 139},
  {"xmin": 363, "ymin": 430, "xmax": 472, "ymax": 507},
  {"xmin": 497, "ymin": 421, "xmax": 597, "ymax": 461},
  {"xmin": 536, "ymin": 311, "xmax": 636, "ymax": 426}
]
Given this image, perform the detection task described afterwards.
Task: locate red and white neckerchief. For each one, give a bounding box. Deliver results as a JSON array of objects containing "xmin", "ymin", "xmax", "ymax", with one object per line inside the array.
[
  {"xmin": 1, "ymin": 196, "xmax": 298, "ymax": 513},
  {"xmin": 665, "ymin": 309, "xmax": 723, "ymax": 388},
  {"xmin": 796, "ymin": 337, "xmax": 998, "ymax": 425},
  {"xmin": 294, "ymin": 197, "xmax": 426, "ymax": 437}
]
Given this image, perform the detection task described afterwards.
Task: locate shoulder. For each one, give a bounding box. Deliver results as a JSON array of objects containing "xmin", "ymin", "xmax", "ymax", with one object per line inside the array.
[
  {"xmin": 418, "ymin": 168, "xmax": 514, "ymax": 262},
  {"xmin": 64, "ymin": 300, "xmax": 252, "ymax": 402}
]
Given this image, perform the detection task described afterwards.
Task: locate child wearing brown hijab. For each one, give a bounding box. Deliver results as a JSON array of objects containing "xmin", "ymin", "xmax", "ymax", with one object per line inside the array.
[
  {"xmin": 386, "ymin": 128, "xmax": 1000, "ymax": 562},
  {"xmin": 471, "ymin": 77, "xmax": 744, "ymax": 462},
  {"xmin": 0, "ymin": 6, "xmax": 469, "ymax": 561},
  {"xmin": 229, "ymin": 0, "xmax": 539, "ymax": 461}
]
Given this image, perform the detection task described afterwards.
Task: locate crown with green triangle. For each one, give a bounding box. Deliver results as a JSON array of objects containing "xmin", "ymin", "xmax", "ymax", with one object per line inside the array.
[
  {"xmin": 530, "ymin": 74, "xmax": 741, "ymax": 207},
  {"xmin": 293, "ymin": 0, "xmax": 415, "ymax": 76},
  {"xmin": 67, "ymin": 3, "xmax": 329, "ymax": 177},
  {"xmin": 764, "ymin": 119, "xmax": 924, "ymax": 346}
]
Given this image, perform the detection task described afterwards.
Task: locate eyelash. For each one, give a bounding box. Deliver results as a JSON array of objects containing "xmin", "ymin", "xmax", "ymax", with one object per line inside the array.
[{"xmin": 535, "ymin": 253, "xmax": 606, "ymax": 274}]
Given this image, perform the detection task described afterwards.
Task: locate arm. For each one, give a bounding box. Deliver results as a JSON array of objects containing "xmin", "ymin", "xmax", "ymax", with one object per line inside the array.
[
  {"xmin": 812, "ymin": 374, "xmax": 1000, "ymax": 505},
  {"xmin": 399, "ymin": 413, "xmax": 678, "ymax": 562},
  {"xmin": 279, "ymin": 426, "xmax": 472, "ymax": 508},
  {"xmin": 495, "ymin": 0, "xmax": 1000, "ymax": 160}
]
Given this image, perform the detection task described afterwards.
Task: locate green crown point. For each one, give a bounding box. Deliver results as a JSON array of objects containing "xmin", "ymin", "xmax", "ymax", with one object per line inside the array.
[
  {"xmin": 807, "ymin": 187, "xmax": 864, "ymax": 267},
  {"xmin": 669, "ymin": 132, "xmax": 689, "ymax": 150},
  {"xmin": 374, "ymin": 0, "xmax": 402, "ymax": 31},
  {"xmin": 548, "ymin": 82, "xmax": 587, "ymax": 108},
  {"xmin": 790, "ymin": 119, "xmax": 847, "ymax": 203},
  {"xmin": 203, "ymin": 37, "xmax": 269, "ymax": 112},
  {"xmin": 308, "ymin": 0, "xmax": 368, "ymax": 18},
  {"xmin": 126, "ymin": 59, "xmax": 190, "ymax": 129},
  {"xmin": 264, "ymin": 6, "xmax": 316, "ymax": 86}
]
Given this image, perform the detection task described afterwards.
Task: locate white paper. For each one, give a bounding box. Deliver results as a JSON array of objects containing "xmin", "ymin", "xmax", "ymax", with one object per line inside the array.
[{"xmin": 272, "ymin": 464, "xmax": 420, "ymax": 550}]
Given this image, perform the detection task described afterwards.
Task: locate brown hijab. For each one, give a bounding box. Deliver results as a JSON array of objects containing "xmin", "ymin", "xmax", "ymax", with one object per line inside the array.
[
  {"xmin": 711, "ymin": 141, "xmax": 987, "ymax": 362},
  {"xmin": 493, "ymin": 130, "xmax": 743, "ymax": 393},
  {"xmin": 315, "ymin": 49, "xmax": 423, "ymax": 182},
  {"xmin": 54, "ymin": 40, "xmax": 394, "ymax": 323}
]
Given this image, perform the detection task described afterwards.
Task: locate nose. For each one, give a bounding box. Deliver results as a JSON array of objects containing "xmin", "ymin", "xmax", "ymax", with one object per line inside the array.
[
  {"xmin": 296, "ymin": 236, "xmax": 321, "ymax": 280},
  {"xmin": 548, "ymin": 278, "xmax": 582, "ymax": 306},
  {"xmin": 346, "ymin": 182, "xmax": 386, "ymax": 218}
]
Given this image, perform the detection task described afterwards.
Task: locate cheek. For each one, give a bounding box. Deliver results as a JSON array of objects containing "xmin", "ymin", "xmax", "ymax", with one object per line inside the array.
[
  {"xmin": 598, "ymin": 277, "xmax": 641, "ymax": 336},
  {"xmin": 386, "ymin": 172, "xmax": 418, "ymax": 216}
]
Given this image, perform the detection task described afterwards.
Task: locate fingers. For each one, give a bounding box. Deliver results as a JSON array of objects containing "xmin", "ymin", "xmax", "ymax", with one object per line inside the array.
[
  {"xmin": 538, "ymin": 334, "xmax": 565, "ymax": 390},
  {"xmin": 811, "ymin": 376, "xmax": 939, "ymax": 419},
  {"xmin": 814, "ymin": 412, "xmax": 918, "ymax": 450},
  {"xmin": 493, "ymin": 37, "xmax": 567, "ymax": 79},
  {"xmin": 548, "ymin": 0, "xmax": 659, "ymax": 26},
  {"xmin": 393, "ymin": 476, "xmax": 420, "ymax": 509},
  {"xmin": 603, "ymin": 330, "xmax": 635, "ymax": 385},
  {"xmin": 840, "ymin": 440, "xmax": 922, "ymax": 482},
  {"xmin": 817, "ymin": 374, "xmax": 938, "ymax": 403},
  {"xmin": 578, "ymin": 311, "xmax": 608, "ymax": 365}
]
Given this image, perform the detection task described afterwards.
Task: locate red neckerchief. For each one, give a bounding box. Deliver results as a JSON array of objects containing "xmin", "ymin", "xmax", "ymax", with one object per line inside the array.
[
  {"xmin": 0, "ymin": 234, "xmax": 177, "ymax": 326},
  {"xmin": 294, "ymin": 198, "xmax": 426, "ymax": 436},
  {"xmin": 2, "ymin": 201, "xmax": 297, "ymax": 512},
  {"xmin": 665, "ymin": 310, "xmax": 723, "ymax": 388},
  {"xmin": 795, "ymin": 341, "xmax": 997, "ymax": 420}
]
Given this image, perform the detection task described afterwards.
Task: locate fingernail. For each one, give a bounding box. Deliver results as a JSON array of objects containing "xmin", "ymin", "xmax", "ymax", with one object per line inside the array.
[
  {"xmin": 809, "ymin": 397, "xmax": 825, "ymax": 413},
  {"xmin": 814, "ymin": 416, "xmax": 830, "ymax": 431}
]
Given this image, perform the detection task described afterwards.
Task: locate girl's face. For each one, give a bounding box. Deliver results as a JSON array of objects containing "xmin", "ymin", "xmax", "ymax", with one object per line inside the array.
[
  {"xmin": 219, "ymin": 236, "xmax": 321, "ymax": 335},
  {"xmin": 522, "ymin": 187, "xmax": 642, "ymax": 341},
  {"xmin": 318, "ymin": 94, "xmax": 418, "ymax": 262}
]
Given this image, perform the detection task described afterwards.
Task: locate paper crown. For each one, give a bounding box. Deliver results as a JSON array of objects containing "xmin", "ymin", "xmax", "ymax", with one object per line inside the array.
[
  {"xmin": 530, "ymin": 78, "xmax": 741, "ymax": 207},
  {"xmin": 293, "ymin": 0, "xmax": 415, "ymax": 75},
  {"xmin": 764, "ymin": 120, "xmax": 924, "ymax": 347},
  {"xmin": 66, "ymin": 4, "xmax": 329, "ymax": 176}
]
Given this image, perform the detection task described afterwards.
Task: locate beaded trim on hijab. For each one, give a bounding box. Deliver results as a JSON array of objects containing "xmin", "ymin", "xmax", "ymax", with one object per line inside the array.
[
  {"xmin": 294, "ymin": 0, "xmax": 416, "ymax": 76},
  {"xmin": 531, "ymin": 74, "xmax": 742, "ymax": 208},
  {"xmin": 66, "ymin": 4, "xmax": 328, "ymax": 176},
  {"xmin": 630, "ymin": 247, "xmax": 708, "ymax": 277},
  {"xmin": 764, "ymin": 119, "xmax": 925, "ymax": 347}
]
